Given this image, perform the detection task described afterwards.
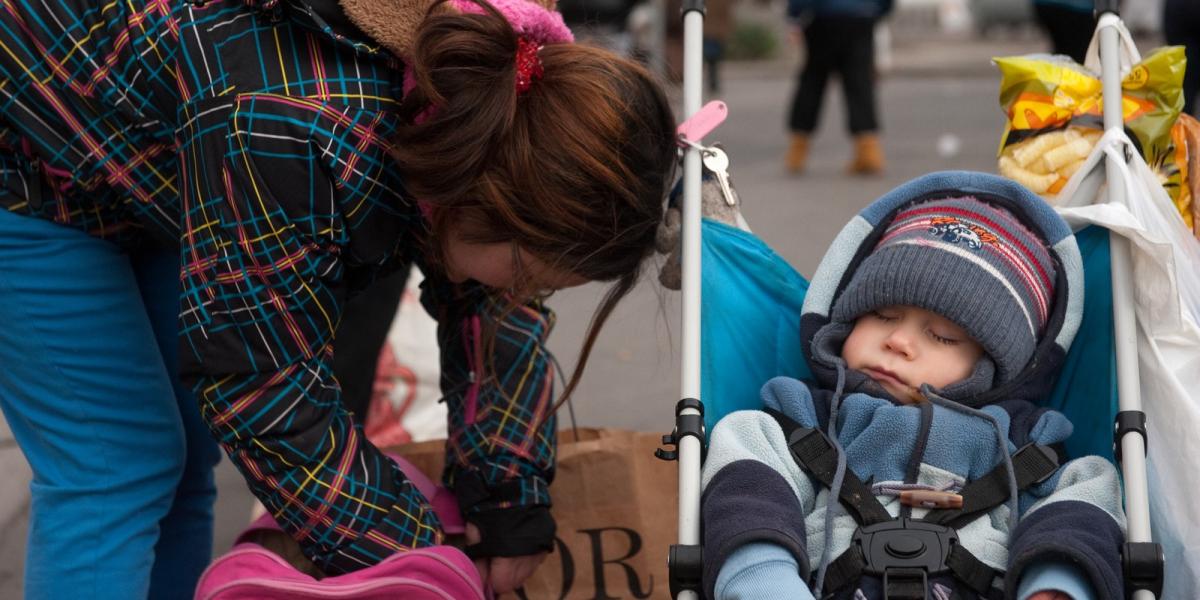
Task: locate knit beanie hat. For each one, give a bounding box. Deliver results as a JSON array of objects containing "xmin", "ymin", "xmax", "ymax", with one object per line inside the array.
[{"xmin": 831, "ymin": 196, "xmax": 1057, "ymax": 384}]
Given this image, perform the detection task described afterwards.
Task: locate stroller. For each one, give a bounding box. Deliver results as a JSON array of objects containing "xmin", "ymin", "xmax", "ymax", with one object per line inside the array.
[{"xmin": 659, "ymin": 0, "xmax": 1198, "ymax": 598}]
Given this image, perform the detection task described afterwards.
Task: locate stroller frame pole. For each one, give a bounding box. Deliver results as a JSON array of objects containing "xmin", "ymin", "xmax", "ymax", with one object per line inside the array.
[
  {"xmin": 678, "ymin": 7, "xmax": 705, "ymax": 547},
  {"xmin": 664, "ymin": 1, "xmax": 707, "ymax": 599},
  {"xmin": 1095, "ymin": 2, "xmax": 1165, "ymax": 597}
]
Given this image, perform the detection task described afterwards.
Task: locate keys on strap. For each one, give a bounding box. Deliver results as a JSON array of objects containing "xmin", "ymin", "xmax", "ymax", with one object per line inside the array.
[{"xmin": 701, "ymin": 146, "xmax": 737, "ymax": 207}]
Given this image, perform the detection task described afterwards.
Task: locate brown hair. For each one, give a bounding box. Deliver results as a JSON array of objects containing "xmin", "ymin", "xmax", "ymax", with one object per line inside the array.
[{"xmin": 390, "ymin": 0, "xmax": 678, "ymax": 409}]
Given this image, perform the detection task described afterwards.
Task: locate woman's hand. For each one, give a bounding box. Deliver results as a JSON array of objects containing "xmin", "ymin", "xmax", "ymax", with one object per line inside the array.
[
  {"xmin": 1026, "ymin": 592, "xmax": 1072, "ymax": 600},
  {"xmin": 466, "ymin": 522, "xmax": 548, "ymax": 594}
]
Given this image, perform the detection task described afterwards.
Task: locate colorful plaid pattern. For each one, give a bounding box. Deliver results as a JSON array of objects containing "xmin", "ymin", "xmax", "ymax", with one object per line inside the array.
[{"xmin": 0, "ymin": 0, "xmax": 556, "ymax": 573}]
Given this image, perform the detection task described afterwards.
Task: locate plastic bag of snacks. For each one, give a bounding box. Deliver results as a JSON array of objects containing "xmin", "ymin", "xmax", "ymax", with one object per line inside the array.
[
  {"xmin": 1175, "ymin": 113, "xmax": 1200, "ymax": 238},
  {"xmin": 994, "ymin": 47, "xmax": 1189, "ymax": 209}
]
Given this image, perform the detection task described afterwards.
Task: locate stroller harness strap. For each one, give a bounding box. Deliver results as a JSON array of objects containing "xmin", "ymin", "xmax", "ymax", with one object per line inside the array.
[
  {"xmin": 766, "ymin": 408, "xmax": 1056, "ymax": 599},
  {"xmin": 820, "ymin": 538, "xmax": 998, "ymax": 598},
  {"xmin": 921, "ymin": 444, "xmax": 1059, "ymax": 529},
  {"xmin": 768, "ymin": 408, "xmax": 893, "ymax": 526}
]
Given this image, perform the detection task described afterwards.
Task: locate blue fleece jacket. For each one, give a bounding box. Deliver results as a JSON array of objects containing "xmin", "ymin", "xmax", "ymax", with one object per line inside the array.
[{"xmin": 702, "ymin": 379, "xmax": 1125, "ymax": 599}]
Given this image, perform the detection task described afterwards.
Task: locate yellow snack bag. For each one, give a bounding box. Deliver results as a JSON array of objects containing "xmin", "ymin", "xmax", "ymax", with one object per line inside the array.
[{"xmin": 994, "ymin": 47, "xmax": 1189, "ymax": 207}]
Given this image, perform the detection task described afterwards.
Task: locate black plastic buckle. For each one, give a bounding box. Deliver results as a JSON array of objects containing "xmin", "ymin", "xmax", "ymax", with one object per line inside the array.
[
  {"xmin": 856, "ymin": 518, "xmax": 957, "ymax": 579},
  {"xmin": 1122, "ymin": 541, "xmax": 1164, "ymax": 599},
  {"xmin": 1019, "ymin": 442, "xmax": 1060, "ymax": 485},
  {"xmin": 1113, "ymin": 411, "xmax": 1148, "ymax": 463},
  {"xmin": 668, "ymin": 544, "xmax": 703, "ymax": 598},
  {"xmin": 656, "ymin": 398, "xmax": 705, "ymax": 461},
  {"xmin": 785, "ymin": 423, "xmax": 834, "ymax": 465}
]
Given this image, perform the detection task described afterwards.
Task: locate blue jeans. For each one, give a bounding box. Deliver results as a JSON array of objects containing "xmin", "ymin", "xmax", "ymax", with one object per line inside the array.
[{"xmin": 0, "ymin": 209, "xmax": 221, "ymax": 599}]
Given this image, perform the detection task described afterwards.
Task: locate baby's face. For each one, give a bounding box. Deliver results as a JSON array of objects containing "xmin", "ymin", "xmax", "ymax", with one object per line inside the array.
[{"xmin": 842, "ymin": 305, "xmax": 984, "ymax": 404}]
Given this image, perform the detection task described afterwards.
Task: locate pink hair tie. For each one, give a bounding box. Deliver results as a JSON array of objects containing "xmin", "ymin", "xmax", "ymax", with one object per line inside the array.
[
  {"xmin": 514, "ymin": 37, "xmax": 543, "ymax": 94},
  {"xmin": 449, "ymin": 0, "xmax": 574, "ymax": 44}
]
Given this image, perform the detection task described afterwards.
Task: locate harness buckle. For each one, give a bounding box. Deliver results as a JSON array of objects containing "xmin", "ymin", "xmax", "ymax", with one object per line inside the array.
[
  {"xmin": 855, "ymin": 518, "xmax": 957, "ymax": 597},
  {"xmin": 1019, "ymin": 442, "xmax": 1060, "ymax": 485},
  {"xmin": 785, "ymin": 424, "xmax": 838, "ymax": 469}
]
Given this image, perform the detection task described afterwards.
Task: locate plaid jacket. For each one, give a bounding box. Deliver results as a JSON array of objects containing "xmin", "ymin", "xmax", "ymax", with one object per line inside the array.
[{"xmin": 0, "ymin": 0, "xmax": 557, "ymax": 572}]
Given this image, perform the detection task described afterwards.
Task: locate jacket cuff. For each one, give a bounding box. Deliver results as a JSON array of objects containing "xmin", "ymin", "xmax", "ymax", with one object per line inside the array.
[
  {"xmin": 452, "ymin": 470, "xmax": 555, "ymax": 557},
  {"xmin": 702, "ymin": 460, "xmax": 811, "ymax": 598},
  {"xmin": 464, "ymin": 505, "xmax": 556, "ymax": 558},
  {"xmin": 1006, "ymin": 501, "xmax": 1124, "ymax": 600},
  {"xmin": 451, "ymin": 469, "xmax": 551, "ymax": 513}
]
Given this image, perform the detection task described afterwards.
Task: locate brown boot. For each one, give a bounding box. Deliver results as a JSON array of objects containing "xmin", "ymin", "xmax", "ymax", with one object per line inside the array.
[
  {"xmin": 847, "ymin": 133, "xmax": 885, "ymax": 175},
  {"xmin": 785, "ymin": 133, "xmax": 810, "ymax": 174}
]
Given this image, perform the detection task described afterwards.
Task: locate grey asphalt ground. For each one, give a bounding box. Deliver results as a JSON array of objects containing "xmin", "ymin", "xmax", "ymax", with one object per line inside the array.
[{"xmin": 0, "ymin": 23, "xmax": 1163, "ymax": 598}]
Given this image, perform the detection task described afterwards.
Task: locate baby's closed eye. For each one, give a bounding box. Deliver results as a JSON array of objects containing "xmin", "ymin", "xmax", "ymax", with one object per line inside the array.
[{"xmin": 927, "ymin": 328, "xmax": 961, "ymax": 345}]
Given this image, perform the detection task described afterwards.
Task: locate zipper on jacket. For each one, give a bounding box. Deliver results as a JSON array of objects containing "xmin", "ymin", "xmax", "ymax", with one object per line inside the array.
[
  {"xmin": 27, "ymin": 160, "xmax": 43, "ymax": 211},
  {"xmin": 20, "ymin": 138, "xmax": 43, "ymax": 211}
]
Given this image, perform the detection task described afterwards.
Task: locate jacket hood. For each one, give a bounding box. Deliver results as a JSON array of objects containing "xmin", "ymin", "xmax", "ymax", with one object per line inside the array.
[
  {"xmin": 337, "ymin": 0, "xmax": 440, "ymax": 56},
  {"xmin": 799, "ymin": 171, "xmax": 1085, "ymax": 407}
]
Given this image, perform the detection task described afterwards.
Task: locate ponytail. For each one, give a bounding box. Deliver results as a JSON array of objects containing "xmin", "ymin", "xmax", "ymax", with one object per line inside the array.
[{"xmin": 391, "ymin": 0, "xmax": 678, "ymax": 408}]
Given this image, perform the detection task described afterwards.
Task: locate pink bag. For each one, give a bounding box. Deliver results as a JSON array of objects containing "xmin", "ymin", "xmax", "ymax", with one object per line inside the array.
[{"xmin": 195, "ymin": 456, "xmax": 483, "ymax": 600}]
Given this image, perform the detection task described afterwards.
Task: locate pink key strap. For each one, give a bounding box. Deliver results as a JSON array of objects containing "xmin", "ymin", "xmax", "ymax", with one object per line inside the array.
[{"xmin": 676, "ymin": 101, "xmax": 728, "ymax": 147}]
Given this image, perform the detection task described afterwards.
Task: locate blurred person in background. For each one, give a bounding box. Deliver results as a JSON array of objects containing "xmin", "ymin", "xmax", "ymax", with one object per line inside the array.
[
  {"xmin": 784, "ymin": 0, "xmax": 894, "ymax": 175},
  {"xmin": 1032, "ymin": 0, "xmax": 1095, "ymax": 64},
  {"xmin": 1163, "ymin": 0, "xmax": 1199, "ymax": 117},
  {"xmin": 704, "ymin": 0, "xmax": 734, "ymax": 93}
]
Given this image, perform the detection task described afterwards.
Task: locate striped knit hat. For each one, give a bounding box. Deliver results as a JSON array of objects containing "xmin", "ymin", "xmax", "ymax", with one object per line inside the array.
[{"xmin": 832, "ymin": 196, "xmax": 1057, "ymax": 383}]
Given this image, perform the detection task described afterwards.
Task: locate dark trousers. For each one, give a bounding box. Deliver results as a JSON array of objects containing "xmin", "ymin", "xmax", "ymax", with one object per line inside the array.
[
  {"xmin": 788, "ymin": 15, "xmax": 879, "ymax": 135},
  {"xmin": 333, "ymin": 268, "xmax": 409, "ymax": 419},
  {"xmin": 705, "ymin": 38, "xmax": 724, "ymax": 93},
  {"xmin": 1034, "ymin": 4, "xmax": 1095, "ymax": 65},
  {"xmin": 1164, "ymin": 0, "xmax": 1200, "ymax": 116}
]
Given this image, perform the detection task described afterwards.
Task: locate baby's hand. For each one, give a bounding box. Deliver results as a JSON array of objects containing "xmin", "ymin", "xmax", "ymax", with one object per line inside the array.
[{"xmin": 1026, "ymin": 592, "xmax": 1072, "ymax": 600}]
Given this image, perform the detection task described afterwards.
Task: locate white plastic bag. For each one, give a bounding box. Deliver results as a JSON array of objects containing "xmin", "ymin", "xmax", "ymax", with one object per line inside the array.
[{"xmin": 1057, "ymin": 129, "xmax": 1200, "ymax": 598}]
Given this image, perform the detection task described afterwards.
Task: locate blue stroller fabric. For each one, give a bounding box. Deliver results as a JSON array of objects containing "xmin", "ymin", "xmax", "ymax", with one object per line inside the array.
[
  {"xmin": 699, "ymin": 220, "xmax": 1117, "ymax": 462},
  {"xmin": 700, "ymin": 219, "xmax": 811, "ymax": 433},
  {"xmin": 1045, "ymin": 225, "xmax": 1118, "ymax": 461}
]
